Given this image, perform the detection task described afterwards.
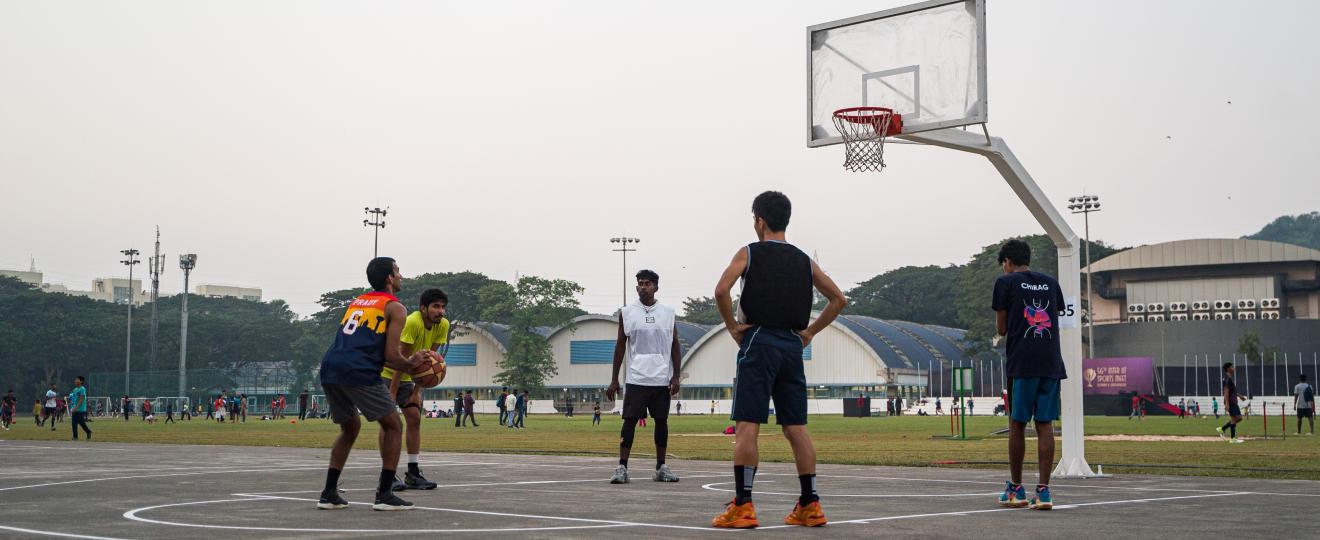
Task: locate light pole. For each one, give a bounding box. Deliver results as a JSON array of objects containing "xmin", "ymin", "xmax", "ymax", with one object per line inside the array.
[
  {"xmin": 148, "ymin": 227, "xmax": 164, "ymax": 374},
  {"xmin": 178, "ymin": 254, "xmax": 197, "ymax": 399},
  {"xmin": 609, "ymin": 237, "xmax": 640, "ymax": 309},
  {"xmin": 120, "ymin": 249, "xmax": 140, "ymax": 395},
  {"xmin": 1068, "ymin": 195, "xmax": 1101, "ymax": 359},
  {"xmin": 364, "ymin": 207, "xmax": 387, "ymax": 257}
]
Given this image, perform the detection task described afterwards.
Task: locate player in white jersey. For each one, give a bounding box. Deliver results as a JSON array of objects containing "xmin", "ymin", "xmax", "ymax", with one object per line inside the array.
[{"xmin": 606, "ymin": 269, "xmax": 682, "ymax": 484}]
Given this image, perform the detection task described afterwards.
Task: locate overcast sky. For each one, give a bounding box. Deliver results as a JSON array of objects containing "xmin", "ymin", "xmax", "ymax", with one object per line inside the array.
[{"xmin": 2, "ymin": 0, "xmax": 1317, "ymax": 316}]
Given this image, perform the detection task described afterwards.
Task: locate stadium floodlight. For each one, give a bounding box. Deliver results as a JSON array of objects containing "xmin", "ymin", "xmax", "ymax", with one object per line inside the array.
[
  {"xmin": 364, "ymin": 207, "xmax": 388, "ymax": 257},
  {"xmin": 178, "ymin": 254, "xmax": 197, "ymax": 398},
  {"xmin": 120, "ymin": 248, "xmax": 140, "ymax": 395},
  {"xmin": 1068, "ymin": 195, "xmax": 1102, "ymax": 360},
  {"xmin": 610, "ymin": 237, "xmax": 640, "ymax": 309}
]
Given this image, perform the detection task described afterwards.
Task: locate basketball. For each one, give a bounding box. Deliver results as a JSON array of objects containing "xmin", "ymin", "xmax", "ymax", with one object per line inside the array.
[{"xmin": 410, "ymin": 351, "xmax": 447, "ymax": 388}]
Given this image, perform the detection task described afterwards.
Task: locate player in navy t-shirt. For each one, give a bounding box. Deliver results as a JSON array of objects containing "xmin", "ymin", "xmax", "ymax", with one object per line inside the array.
[
  {"xmin": 1217, "ymin": 363, "xmax": 1246, "ymax": 442},
  {"xmin": 991, "ymin": 240, "xmax": 1066, "ymax": 511}
]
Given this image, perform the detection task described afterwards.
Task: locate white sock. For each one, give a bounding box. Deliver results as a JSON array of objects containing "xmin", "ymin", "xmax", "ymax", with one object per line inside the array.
[{"xmin": 408, "ymin": 454, "xmax": 419, "ymax": 464}]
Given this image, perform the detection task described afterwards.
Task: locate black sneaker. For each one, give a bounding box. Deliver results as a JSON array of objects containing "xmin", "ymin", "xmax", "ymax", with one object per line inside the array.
[
  {"xmin": 372, "ymin": 492, "xmax": 414, "ymax": 511},
  {"xmin": 404, "ymin": 471, "xmax": 438, "ymax": 490},
  {"xmin": 391, "ymin": 475, "xmax": 407, "ymax": 492},
  {"xmin": 317, "ymin": 492, "xmax": 349, "ymax": 510}
]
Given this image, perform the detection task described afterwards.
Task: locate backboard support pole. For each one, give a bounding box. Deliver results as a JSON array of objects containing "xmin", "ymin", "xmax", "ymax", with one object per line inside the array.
[{"xmin": 898, "ymin": 128, "xmax": 1095, "ymax": 478}]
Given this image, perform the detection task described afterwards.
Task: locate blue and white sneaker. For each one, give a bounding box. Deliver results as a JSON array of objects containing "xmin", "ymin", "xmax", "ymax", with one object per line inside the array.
[
  {"xmin": 1029, "ymin": 485, "xmax": 1053, "ymax": 510},
  {"xmin": 998, "ymin": 481, "xmax": 1028, "ymax": 508}
]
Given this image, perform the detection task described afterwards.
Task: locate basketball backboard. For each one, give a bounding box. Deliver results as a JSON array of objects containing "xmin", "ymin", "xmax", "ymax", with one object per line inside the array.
[{"xmin": 808, "ymin": 0, "xmax": 986, "ymax": 147}]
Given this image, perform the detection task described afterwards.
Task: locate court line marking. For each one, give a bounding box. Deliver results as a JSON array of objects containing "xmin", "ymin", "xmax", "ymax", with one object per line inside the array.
[
  {"xmin": 123, "ymin": 495, "xmax": 727, "ymax": 533},
  {"xmin": 785, "ymin": 473, "xmax": 1245, "ymax": 494},
  {"xmin": 701, "ymin": 481, "xmax": 997, "ymax": 498},
  {"xmin": 756, "ymin": 491, "xmax": 1249, "ymax": 529},
  {"xmin": 245, "ymin": 474, "xmax": 732, "ymax": 495},
  {"xmin": 0, "ymin": 524, "xmax": 131, "ymax": 540}
]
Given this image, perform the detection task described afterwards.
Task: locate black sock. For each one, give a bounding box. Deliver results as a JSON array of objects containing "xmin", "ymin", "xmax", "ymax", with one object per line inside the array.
[
  {"xmin": 377, "ymin": 469, "xmax": 395, "ymax": 495},
  {"xmin": 1229, "ymin": 424, "xmax": 1236, "ymax": 438},
  {"xmin": 323, "ymin": 468, "xmax": 341, "ymax": 496},
  {"xmin": 656, "ymin": 451, "xmax": 665, "ymax": 469},
  {"xmin": 798, "ymin": 474, "xmax": 818, "ymax": 506},
  {"xmin": 1222, "ymin": 421, "xmax": 1233, "ymax": 431},
  {"xmin": 734, "ymin": 465, "xmax": 755, "ymax": 505},
  {"xmin": 408, "ymin": 462, "xmax": 420, "ymax": 475},
  {"xmin": 619, "ymin": 457, "xmax": 628, "ymax": 467}
]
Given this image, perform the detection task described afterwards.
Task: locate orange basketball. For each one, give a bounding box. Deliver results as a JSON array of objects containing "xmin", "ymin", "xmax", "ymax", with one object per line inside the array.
[{"xmin": 410, "ymin": 352, "xmax": 446, "ymax": 388}]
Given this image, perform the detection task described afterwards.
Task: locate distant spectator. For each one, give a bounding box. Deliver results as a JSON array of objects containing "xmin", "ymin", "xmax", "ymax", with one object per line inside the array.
[
  {"xmin": 462, "ymin": 391, "xmax": 478, "ymax": 427},
  {"xmin": 1296, "ymin": 374, "xmax": 1315, "ymax": 436}
]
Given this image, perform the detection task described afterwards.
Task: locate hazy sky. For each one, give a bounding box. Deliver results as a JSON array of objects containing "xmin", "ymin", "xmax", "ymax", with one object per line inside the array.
[{"xmin": 2, "ymin": 1, "xmax": 1317, "ymax": 316}]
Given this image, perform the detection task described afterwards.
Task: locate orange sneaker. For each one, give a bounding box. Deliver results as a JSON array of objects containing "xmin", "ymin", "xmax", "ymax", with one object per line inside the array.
[
  {"xmin": 784, "ymin": 500, "xmax": 827, "ymax": 527},
  {"xmin": 711, "ymin": 499, "xmax": 759, "ymax": 528}
]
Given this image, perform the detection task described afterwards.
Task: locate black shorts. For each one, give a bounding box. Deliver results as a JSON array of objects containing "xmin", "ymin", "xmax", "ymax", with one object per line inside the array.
[
  {"xmin": 323, "ymin": 382, "xmax": 397, "ymax": 424},
  {"xmin": 1299, "ymin": 408, "xmax": 1314, "ymax": 419},
  {"xmin": 623, "ymin": 384, "xmax": 670, "ymax": 420},
  {"xmin": 394, "ymin": 382, "xmax": 416, "ymax": 408},
  {"xmin": 731, "ymin": 326, "xmax": 807, "ymax": 426},
  {"xmin": 1228, "ymin": 402, "xmax": 1242, "ymax": 418}
]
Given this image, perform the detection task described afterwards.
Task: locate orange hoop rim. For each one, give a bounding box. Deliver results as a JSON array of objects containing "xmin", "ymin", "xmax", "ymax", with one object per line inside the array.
[{"xmin": 832, "ymin": 106, "xmax": 903, "ymax": 136}]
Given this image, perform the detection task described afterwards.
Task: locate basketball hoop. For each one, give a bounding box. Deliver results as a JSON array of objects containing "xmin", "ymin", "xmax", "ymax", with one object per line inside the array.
[{"xmin": 832, "ymin": 107, "xmax": 902, "ymax": 173}]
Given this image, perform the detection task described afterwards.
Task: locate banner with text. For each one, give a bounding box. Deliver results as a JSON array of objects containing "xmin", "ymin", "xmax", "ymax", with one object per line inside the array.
[{"xmin": 1082, "ymin": 357, "xmax": 1154, "ymax": 395}]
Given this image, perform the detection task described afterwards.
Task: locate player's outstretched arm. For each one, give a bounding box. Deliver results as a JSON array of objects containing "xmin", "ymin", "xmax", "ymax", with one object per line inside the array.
[
  {"xmin": 714, "ymin": 248, "xmax": 752, "ymax": 344},
  {"xmin": 801, "ymin": 259, "xmax": 846, "ymax": 346}
]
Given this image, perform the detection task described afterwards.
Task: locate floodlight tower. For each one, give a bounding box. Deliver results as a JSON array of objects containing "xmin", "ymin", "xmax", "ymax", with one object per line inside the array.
[
  {"xmin": 178, "ymin": 254, "xmax": 197, "ymax": 398},
  {"xmin": 1068, "ymin": 195, "xmax": 1101, "ymax": 360},
  {"xmin": 364, "ymin": 207, "xmax": 388, "ymax": 257},
  {"xmin": 120, "ymin": 248, "xmax": 140, "ymax": 395},
  {"xmin": 148, "ymin": 227, "xmax": 164, "ymax": 373},
  {"xmin": 610, "ymin": 237, "xmax": 640, "ymax": 309}
]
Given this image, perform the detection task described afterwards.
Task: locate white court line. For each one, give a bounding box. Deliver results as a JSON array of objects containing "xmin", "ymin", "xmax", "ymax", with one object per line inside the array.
[
  {"xmin": 757, "ymin": 491, "xmax": 1250, "ymax": 530},
  {"xmin": 247, "ymin": 474, "xmax": 732, "ymax": 495},
  {"xmin": 122, "ymin": 495, "xmax": 726, "ymax": 533},
  {"xmin": 700, "ymin": 481, "xmax": 997, "ymax": 498},
  {"xmin": 782, "ymin": 472, "xmax": 1243, "ymax": 495},
  {"xmin": 0, "ymin": 524, "xmax": 131, "ymax": 540},
  {"xmin": 0, "ymin": 444, "xmax": 128, "ymax": 451},
  {"xmin": 0, "ymin": 459, "xmax": 530, "ymax": 492}
]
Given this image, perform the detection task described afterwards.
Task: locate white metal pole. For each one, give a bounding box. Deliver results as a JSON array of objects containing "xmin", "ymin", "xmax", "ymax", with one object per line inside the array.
[
  {"xmin": 900, "ymin": 129, "xmax": 1091, "ymax": 477},
  {"xmin": 1183, "ymin": 354, "xmax": 1187, "ymax": 398}
]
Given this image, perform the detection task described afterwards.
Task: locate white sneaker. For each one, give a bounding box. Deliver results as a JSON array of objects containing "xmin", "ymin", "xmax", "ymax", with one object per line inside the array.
[
  {"xmin": 609, "ymin": 465, "xmax": 630, "ymax": 484},
  {"xmin": 1215, "ymin": 426, "xmax": 1225, "ymax": 439},
  {"xmin": 653, "ymin": 464, "xmax": 680, "ymax": 482},
  {"xmin": 1230, "ymin": 438, "xmax": 1245, "ymax": 444}
]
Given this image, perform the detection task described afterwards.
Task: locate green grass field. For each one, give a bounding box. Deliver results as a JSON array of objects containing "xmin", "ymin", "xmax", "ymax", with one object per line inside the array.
[{"xmin": 8, "ymin": 413, "xmax": 1318, "ymax": 480}]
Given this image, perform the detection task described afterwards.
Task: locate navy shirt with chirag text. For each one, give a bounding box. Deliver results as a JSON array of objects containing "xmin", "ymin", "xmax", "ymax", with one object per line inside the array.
[{"xmin": 992, "ymin": 270, "xmax": 1068, "ymax": 380}]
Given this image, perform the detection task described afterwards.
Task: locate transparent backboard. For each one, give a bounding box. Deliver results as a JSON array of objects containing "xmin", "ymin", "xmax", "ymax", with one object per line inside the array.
[{"xmin": 808, "ymin": 0, "xmax": 986, "ymax": 146}]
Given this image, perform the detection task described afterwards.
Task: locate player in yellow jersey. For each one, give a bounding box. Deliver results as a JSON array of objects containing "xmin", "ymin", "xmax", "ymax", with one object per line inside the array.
[{"xmin": 387, "ymin": 288, "xmax": 449, "ymax": 491}]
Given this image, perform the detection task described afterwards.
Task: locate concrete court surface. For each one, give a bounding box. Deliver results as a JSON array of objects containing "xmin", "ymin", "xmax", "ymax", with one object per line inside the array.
[{"xmin": 0, "ymin": 440, "xmax": 1315, "ymax": 539}]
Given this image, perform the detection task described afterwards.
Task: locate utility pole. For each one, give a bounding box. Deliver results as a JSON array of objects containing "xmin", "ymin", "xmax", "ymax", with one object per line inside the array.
[
  {"xmin": 178, "ymin": 254, "xmax": 197, "ymax": 399},
  {"xmin": 363, "ymin": 207, "xmax": 388, "ymax": 257},
  {"xmin": 120, "ymin": 249, "xmax": 140, "ymax": 395},
  {"xmin": 1067, "ymin": 195, "xmax": 1101, "ymax": 359},
  {"xmin": 609, "ymin": 237, "xmax": 640, "ymax": 309},
  {"xmin": 148, "ymin": 227, "xmax": 164, "ymax": 374}
]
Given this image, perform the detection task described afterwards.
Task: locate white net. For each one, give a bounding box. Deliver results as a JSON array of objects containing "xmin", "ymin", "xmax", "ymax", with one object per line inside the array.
[{"xmin": 832, "ymin": 107, "xmax": 896, "ymax": 172}]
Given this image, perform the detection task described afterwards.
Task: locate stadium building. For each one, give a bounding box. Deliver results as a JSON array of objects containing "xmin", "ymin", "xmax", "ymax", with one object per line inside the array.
[
  {"xmin": 434, "ymin": 313, "xmax": 985, "ymax": 413},
  {"xmin": 1086, "ymin": 238, "xmax": 1320, "ymax": 394}
]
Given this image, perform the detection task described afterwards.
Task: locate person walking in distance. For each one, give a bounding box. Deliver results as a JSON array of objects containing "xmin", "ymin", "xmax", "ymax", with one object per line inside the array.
[
  {"xmin": 387, "ymin": 288, "xmax": 449, "ymax": 492},
  {"xmin": 497, "ymin": 387, "xmax": 509, "ymax": 426},
  {"xmin": 164, "ymin": 399, "xmax": 175, "ymax": 424},
  {"xmin": 1, "ymin": 390, "xmax": 15, "ymax": 430},
  {"xmin": 992, "ymin": 239, "xmax": 1067, "ymax": 511},
  {"xmin": 42, "ymin": 384, "xmax": 58, "ymax": 431},
  {"xmin": 299, "ymin": 390, "xmax": 309, "ymax": 421},
  {"xmin": 711, "ymin": 400, "xmax": 716, "ymax": 415},
  {"xmin": 1295, "ymin": 374, "xmax": 1315, "ymax": 436},
  {"xmin": 710, "ymin": 191, "xmax": 847, "ymax": 529},
  {"xmin": 514, "ymin": 390, "xmax": 527, "ymax": 428},
  {"xmin": 453, "ymin": 393, "xmax": 463, "ymax": 428},
  {"xmin": 1216, "ymin": 363, "xmax": 1246, "ymax": 443},
  {"xmin": 462, "ymin": 391, "xmax": 478, "ymax": 427},
  {"xmin": 68, "ymin": 376, "xmax": 92, "ymax": 440},
  {"xmin": 505, "ymin": 392, "xmax": 517, "ymax": 428},
  {"xmin": 593, "ymin": 402, "xmax": 602, "ymax": 426},
  {"xmin": 606, "ymin": 269, "xmax": 683, "ymax": 485},
  {"xmin": 316, "ymin": 257, "xmax": 424, "ymax": 511}
]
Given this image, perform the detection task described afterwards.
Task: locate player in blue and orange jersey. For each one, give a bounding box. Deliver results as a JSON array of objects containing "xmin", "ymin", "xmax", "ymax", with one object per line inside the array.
[{"xmin": 317, "ymin": 257, "xmax": 426, "ymax": 511}]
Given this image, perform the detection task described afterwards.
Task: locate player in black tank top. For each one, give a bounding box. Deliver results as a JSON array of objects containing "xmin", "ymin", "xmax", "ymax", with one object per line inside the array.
[{"xmin": 710, "ymin": 191, "xmax": 848, "ymax": 529}]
